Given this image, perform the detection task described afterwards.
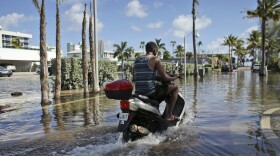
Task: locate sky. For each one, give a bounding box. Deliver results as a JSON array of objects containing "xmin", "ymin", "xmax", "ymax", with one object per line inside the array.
[{"xmin": 0, "ymin": 0, "xmax": 260, "ymax": 56}]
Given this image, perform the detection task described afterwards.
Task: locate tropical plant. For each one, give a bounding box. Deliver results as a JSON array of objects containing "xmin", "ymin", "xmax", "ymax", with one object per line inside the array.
[
  {"xmin": 82, "ymin": 4, "xmax": 88, "ymax": 96},
  {"xmin": 155, "ymin": 38, "xmax": 166, "ymax": 59},
  {"xmin": 89, "ymin": 2, "xmax": 96, "ymax": 92},
  {"xmin": 32, "ymin": 0, "xmax": 49, "ymax": 105},
  {"xmin": 163, "ymin": 50, "xmax": 171, "ymax": 60},
  {"xmin": 186, "ymin": 52, "xmax": 193, "ymax": 61},
  {"xmin": 124, "ymin": 46, "xmax": 134, "ymax": 59},
  {"xmin": 113, "ymin": 41, "xmax": 132, "ymax": 71},
  {"xmin": 174, "ymin": 45, "xmax": 184, "ymax": 63},
  {"xmin": 170, "ymin": 41, "xmax": 176, "ymax": 58},
  {"xmin": 247, "ymin": 30, "xmax": 261, "ymax": 63},
  {"xmin": 233, "ymin": 39, "xmax": 248, "ymax": 66},
  {"xmin": 139, "ymin": 41, "xmax": 145, "ymax": 53},
  {"xmin": 265, "ymin": 38, "xmax": 278, "ymax": 65},
  {"xmin": 247, "ymin": 0, "xmax": 280, "ymax": 75},
  {"xmin": 10, "ymin": 37, "xmax": 23, "ymax": 49},
  {"xmin": 223, "ymin": 34, "xmax": 238, "ymax": 71},
  {"xmin": 54, "ymin": 0, "xmax": 62, "ymax": 99},
  {"xmin": 192, "ymin": 0, "xmax": 199, "ymax": 77}
]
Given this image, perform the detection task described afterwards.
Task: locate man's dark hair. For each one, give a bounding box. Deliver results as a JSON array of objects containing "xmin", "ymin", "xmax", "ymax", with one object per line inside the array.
[{"xmin": 146, "ymin": 41, "xmax": 157, "ymax": 52}]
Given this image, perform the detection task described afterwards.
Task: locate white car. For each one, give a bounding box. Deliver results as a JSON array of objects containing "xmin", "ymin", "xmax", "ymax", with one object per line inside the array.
[{"xmin": 252, "ymin": 64, "xmax": 261, "ymax": 72}]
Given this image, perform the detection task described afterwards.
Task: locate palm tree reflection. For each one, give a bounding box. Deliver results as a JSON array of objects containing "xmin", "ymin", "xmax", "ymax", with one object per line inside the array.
[
  {"xmin": 93, "ymin": 94, "xmax": 101, "ymax": 125},
  {"xmin": 54, "ymin": 98, "xmax": 64, "ymax": 130},
  {"xmin": 41, "ymin": 104, "xmax": 51, "ymax": 134}
]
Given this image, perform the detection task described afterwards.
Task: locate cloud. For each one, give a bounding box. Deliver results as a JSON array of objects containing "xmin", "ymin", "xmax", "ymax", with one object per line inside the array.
[
  {"xmin": 153, "ymin": 1, "xmax": 163, "ymax": 8},
  {"xmin": 131, "ymin": 25, "xmax": 142, "ymax": 32},
  {"xmin": 64, "ymin": 2, "xmax": 103, "ymax": 32},
  {"xmin": 239, "ymin": 25, "xmax": 259, "ymax": 39},
  {"xmin": 205, "ymin": 26, "xmax": 260, "ymax": 54},
  {"xmin": 171, "ymin": 14, "xmax": 212, "ymax": 38},
  {"xmin": 125, "ymin": 0, "xmax": 148, "ymax": 18},
  {"xmin": 0, "ymin": 13, "xmax": 36, "ymax": 30},
  {"xmin": 147, "ymin": 21, "xmax": 163, "ymax": 29},
  {"xmin": 206, "ymin": 38, "xmax": 227, "ymax": 53}
]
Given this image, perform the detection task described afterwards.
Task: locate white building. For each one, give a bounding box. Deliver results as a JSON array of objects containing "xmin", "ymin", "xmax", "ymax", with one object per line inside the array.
[
  {"xmin": 67, "ymin": 40, "xmax": 117, "ymax": 61},
  {"xmin": 0, "ymin": 27, "xmax": 57, "ymax": 72}
]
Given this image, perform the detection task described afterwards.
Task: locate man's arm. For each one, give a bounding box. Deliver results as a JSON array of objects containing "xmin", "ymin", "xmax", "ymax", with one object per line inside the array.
[{"xmin": 155, "ymin": 58, "xmax": 177, "ymax": 82}]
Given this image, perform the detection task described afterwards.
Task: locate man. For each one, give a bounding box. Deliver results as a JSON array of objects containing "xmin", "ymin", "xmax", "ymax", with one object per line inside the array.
[{"xmin": 133, "ymin": 41, "xmax": 179, "ymax": 121}]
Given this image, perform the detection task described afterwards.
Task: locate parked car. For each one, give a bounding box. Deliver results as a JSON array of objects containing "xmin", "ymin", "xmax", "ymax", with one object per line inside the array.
[
  {"xmin": 221, "ymin": 64, "xmax": 229, "ymax": 72},
  {"xmin": 0, "ymin": 66, "xmax": 13, "ymax": 77},
  {"xmin": 252, "ymin": 64, "xmax": 261, "ymax": 72},
  {"xmin": 0, "ymin": 64, "xmax": 16, "ymax": 72}
]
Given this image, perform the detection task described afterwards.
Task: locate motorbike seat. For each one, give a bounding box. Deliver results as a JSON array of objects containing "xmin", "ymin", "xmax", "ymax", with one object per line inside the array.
[{"xmin": 132, "ymin": 94, "xmax": 160, "ymax": 106}]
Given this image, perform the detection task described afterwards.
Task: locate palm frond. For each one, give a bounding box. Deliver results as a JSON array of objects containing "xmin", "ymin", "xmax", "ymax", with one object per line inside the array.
[{"xmin": 32, "ymin": 0, "xmax": 41, "ymax": 14}]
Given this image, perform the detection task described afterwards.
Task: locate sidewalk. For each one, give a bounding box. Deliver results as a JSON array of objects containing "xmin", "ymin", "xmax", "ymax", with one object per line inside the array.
[{"xmin": 261, "ymin": 108, "xmax": 280, "ymax": 154}]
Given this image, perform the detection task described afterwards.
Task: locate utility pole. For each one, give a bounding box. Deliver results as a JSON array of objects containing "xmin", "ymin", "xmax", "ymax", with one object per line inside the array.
[{"xmin": 93, "ymin": 0, "xmax": 100, "ymax": 92}]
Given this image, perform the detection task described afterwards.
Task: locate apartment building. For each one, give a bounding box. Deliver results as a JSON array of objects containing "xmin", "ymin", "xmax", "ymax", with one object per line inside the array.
[
  {"xmin": 67, "ymin": 40, "xmax": 117, "ymax": 61},
  {"xmin": 0, "ymin": 27, "xmax": 57, "ymax": 72}
]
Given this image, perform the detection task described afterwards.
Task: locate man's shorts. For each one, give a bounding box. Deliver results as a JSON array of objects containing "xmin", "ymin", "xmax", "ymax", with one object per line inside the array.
[{"xmin": 149, "ymin": 84, "xmax": 169, "ymax": 102}]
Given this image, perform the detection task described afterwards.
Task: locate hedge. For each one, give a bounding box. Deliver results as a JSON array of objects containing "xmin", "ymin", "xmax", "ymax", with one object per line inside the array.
[{"xmin": 51, "ymin": 58, "xmax": 207, "ymax": 90}]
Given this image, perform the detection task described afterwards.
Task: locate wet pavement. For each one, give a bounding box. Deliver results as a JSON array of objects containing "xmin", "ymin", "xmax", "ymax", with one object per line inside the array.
[{"xmin": 1, "ymin": 71, "xmax": 280, "ymax": 156}]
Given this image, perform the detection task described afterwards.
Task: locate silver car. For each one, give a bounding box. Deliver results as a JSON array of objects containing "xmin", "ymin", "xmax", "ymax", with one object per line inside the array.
[{"xmin": 0, "ymin": 66, "xmax": 13, "ymax": 77}]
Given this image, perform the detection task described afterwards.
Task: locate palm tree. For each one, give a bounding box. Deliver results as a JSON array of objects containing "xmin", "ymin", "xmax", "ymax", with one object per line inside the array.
[
  {"xmin": 192, "ymin": 0, "xmax": 199, "ymax": 77},
  {"xmin": 170, "ymin": 41, "xmax": 176, "ymax": 58},
  {"xmin": 197, "ymin": 41, "xmax": 203, "ymax": 60},
  {"xmin": 124, "ymin": 46, "xmax": 134, "ymax": 59},
  {"xmin": 155, "ymin": 38, "xmax": 166, "ymax": 59},
  {"xmin": 174, "ymin": 45, "xmax": 184, "ymax": 63},
  {"xmin": 186, "ymin": 52, "xmax": 193, "ymax": 61},
  {"xmin": 113, "ymin": 41, "xmax": 128, "ymax": 71},
  {"xmin": 163, "ymin": 50, "xmax": 171, "ymax": 60},
  {"xmin": 139, "ymin": 41, "xmax": 145, "ymax": 53},
  {"xmin": 233, "ymin": 39, "xmax": 248, "ymax": 66},
  {"xmin": 223, "ymin": 34, "xmax": 237, "ymax": 72},
  {"xmin": 247, "ymin": 30, "xmax": 261, "ymax": 64},
  {"xmin": 32, "ymin": 0, "xmax": 49, "ymax": 105},
  {"xmin": 89, "ymin": 2, "xmax": 96, "ymax": 93},
  {"xmin": 265, "ymin": 38, "xmax": 278, "ymax": 65},
  {"xmin": 54, "ymin": 0, "xmax": 62, "ymax": 99},
  {"xmin": 82, "ymin": 4, "xmax": 88, "ymax": 96},
  {"xmin": 247, "ymin": 0, "xmax": 280, "ymax": 75}
]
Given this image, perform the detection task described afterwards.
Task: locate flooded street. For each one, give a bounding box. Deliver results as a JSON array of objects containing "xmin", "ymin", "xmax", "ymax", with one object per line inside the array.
[{"xmin": 0, "ymin": 71, "xmax": 280, "ymax": 156}]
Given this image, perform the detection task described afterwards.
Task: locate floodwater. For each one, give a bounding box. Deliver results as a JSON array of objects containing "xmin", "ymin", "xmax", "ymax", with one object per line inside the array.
[{"xmin": 0, "ymin": 71, "xmax": 280, "ymax": 156}]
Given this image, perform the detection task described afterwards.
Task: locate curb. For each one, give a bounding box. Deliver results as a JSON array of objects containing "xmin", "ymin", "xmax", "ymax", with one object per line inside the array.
[{"xmin": 261, "ymin": 108, "xmax": 280, "ymax": 155}]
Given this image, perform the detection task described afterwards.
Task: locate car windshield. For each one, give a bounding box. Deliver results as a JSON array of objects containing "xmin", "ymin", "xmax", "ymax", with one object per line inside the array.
[{"xmin": 0, "ymin": 66, "xmax": 5, "ymax": 70}]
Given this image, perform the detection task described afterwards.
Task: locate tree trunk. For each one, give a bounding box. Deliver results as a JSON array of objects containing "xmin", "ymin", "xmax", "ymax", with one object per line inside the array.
[
  {"xmin": 192, "ymin": 0, "xmax": 198, "ymax": 77},
  {"xmin": 40, "ymin": 0, "xmax": 49, "ymax": 105},
  {"xmin": 89, "ymin": 3, "xmax": 96, "ymax": 93},
  {"xmin": 82, "ymin": 4, "xmax": 88, "ymax": 96},
  {"xmin": 260, "ymin": 18, "xmax": 266, "ymax": 76},
  {"xmin": 55, "ymin": 0, "xmax": 61, "ymax": 99}
]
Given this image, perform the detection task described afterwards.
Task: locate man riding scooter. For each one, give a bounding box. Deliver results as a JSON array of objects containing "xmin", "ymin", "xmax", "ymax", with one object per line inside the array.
[{"xmin": 133, "ymin": 41, "xmax": 179, "ymax": 121}]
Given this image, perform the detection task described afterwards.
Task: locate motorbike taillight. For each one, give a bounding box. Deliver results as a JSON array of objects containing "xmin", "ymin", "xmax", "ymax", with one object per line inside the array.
[{"xmin": 120, "ymin": 100, "xmax": 130, "ymax": 109}]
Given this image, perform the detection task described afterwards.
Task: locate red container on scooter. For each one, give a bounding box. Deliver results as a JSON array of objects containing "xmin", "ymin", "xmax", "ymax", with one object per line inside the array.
[{"xmin": 104, "ymin": 79, "xmax": 133, "ymax": 100}]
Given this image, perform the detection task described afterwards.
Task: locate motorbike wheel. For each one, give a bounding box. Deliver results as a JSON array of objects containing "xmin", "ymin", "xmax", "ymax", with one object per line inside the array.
[{"xmin": 122, "ymin": 129, "xmax": 131, "ymax": 143}]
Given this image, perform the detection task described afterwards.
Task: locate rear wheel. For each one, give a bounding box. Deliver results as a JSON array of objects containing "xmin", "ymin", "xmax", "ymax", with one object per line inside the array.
[{"xmin": 122, "ymin": 129, "xmax": 131, "ymax": 143}]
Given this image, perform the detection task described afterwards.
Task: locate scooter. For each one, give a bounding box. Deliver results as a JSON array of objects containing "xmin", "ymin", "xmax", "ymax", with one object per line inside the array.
[{"xmin": 104, "ymin": 63, "xmax": 185, "ymax": 142}]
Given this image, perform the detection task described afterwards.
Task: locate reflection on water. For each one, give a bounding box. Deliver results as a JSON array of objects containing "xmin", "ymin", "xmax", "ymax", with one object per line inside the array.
[
  {"xmin": 1, "ymin": 71, "xmax": 280, "ymax": 155},
  {"xmin": 40, "ymin": 93, "xmax": 114, "ymax": 131}
]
